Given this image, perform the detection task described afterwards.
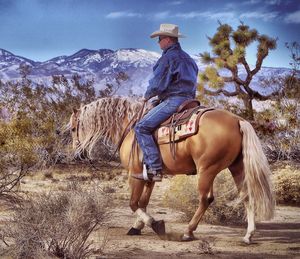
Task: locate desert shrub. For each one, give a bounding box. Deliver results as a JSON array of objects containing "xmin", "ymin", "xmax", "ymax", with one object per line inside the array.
[
  {"xmin": 163, "ymin": 170, "xmax": 245, "ymax": 225},
  {"xmin": 0, "ymin": 118, "xmax": 38, "ymax": 202},
  {"xmin": 0, "ymin": 72, "xmax": 97, "ymax": 167},
  {"xmin": 256, "ymin": 99, "xmax": 300, "ymax": 163},
  {"xmin": 2, "ymin": 184, "xmax": 109, "ymax": 258},
  {"xmin": 273, "ymin": 166, "xmax": 300, "ymax": 205},
  {"xmin": 256, "ymin": 42, "xmax": 300, "ymax": 163},
  {"xmin": 163, "ymin": 175, "xmax": 199, "ymax": 219}
]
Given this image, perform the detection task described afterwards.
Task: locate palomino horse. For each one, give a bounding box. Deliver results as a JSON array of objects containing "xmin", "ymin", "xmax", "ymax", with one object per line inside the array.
[{"xmin": 70, "ymin": 97, "xmax": 274, "ymax": 243}]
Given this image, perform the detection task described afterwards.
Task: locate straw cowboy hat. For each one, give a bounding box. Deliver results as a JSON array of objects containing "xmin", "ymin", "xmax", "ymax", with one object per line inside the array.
[{"xmin": 150, "ymin": 24, "xmax": 185, "ymax": 38}]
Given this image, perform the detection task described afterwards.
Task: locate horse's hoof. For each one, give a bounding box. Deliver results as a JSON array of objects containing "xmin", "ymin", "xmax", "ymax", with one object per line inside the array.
[
  {"xmin": 151, "ymin": 220, "xmax": 166, "ymax": 236},
  {"xmin": 181, "ymin": 233, "xmax": 195, "ymax": 242},
  {"xmin": 127, "ymin": 227, "xmax": 141, "ymax": 235},
  {"xmin": 243, "ymin": 237, "xmax": 251, "ymax": 244}
]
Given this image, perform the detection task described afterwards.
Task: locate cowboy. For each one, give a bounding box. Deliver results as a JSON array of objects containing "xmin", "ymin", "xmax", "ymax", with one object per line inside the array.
[{"xmin": 134, "ymin": 23, "xmax": 198, "ymax": 182}]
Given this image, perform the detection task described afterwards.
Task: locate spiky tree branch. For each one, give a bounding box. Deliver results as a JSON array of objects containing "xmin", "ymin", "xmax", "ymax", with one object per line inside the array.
[{"xmin": 199, "ymin": 22, "xmax": 277, "ymax": 119}]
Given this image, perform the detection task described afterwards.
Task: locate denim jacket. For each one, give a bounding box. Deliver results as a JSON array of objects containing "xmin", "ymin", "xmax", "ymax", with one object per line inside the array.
[{"xmin": 144, "ymin": 42, "xmax": 198, "ymax": 101}]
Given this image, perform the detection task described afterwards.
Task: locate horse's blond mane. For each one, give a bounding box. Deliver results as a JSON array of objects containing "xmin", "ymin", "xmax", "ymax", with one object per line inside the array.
[{"xmin": 75, "ymin": 96, "xmax": 142, "ymax": 157}]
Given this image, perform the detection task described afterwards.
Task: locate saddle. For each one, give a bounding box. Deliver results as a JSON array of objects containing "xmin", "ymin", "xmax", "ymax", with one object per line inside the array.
[{"xmin": 155, "ymin": 99, "xmax": 214, "ymax": 145}]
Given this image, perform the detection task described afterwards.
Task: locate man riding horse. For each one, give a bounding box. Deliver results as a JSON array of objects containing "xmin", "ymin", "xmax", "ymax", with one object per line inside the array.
[{"xmin": 135, "ymin": 23, "xmax": 198, "ymax": 182}]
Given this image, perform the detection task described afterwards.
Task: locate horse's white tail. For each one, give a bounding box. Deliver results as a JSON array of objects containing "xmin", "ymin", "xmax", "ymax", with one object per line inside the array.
[{"xmin": 239, "ymin": 120, "xmax": 275, "ymax": 221}]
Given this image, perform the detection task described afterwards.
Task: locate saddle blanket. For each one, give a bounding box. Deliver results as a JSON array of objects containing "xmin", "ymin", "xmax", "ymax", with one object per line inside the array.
[{"xmin": 156, "ymin": 107, "xmax": 214, "ymax": 144}]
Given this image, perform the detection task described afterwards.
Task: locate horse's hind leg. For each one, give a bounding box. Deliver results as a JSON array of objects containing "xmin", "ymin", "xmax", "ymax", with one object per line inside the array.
[
  {"xmin": 182, "ymin": 166, "xmax": 217, "ymax": 241},
  {"xmin": 243, "ymin": 204, "xmax": 255, "ymax": 244},
  {"xmin": 229, "ymin": 154, "xmax": 255, "ymax": 244}
]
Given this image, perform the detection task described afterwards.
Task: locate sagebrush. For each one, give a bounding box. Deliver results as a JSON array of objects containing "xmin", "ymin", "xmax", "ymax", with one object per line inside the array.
[
  {"xmin": 273, "ymin": 166, "xmax": 300, "ymax": 205},
  {"xmin": 2, "ymin": 183, "xmax": 109, "ymax": 258}
]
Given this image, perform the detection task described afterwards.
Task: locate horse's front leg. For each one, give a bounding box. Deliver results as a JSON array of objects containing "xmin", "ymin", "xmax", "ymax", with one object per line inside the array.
[
  {"xmin": 127, "ymin": 177, "xmax": 148, "ymax": 234},
  {"xmin": 127, "ymin": 180, "xmax": 155, "ymax": 235},
  {"xmin": 127, "ymin": 177, "xmax": 165, "ymax": 236}
]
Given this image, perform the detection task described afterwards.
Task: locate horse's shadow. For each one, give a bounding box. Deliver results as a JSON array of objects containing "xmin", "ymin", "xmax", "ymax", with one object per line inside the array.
[
  {"xmin": 155, "ymin": 222, "xmax": 300, "ymax": 243},
  {"xmin": 159, "ymin": 232, "xmax": 188, "ymax": 241},
  {"xmin": 255, "ymin": 222, "xmax": 300, "ymax": 244}
]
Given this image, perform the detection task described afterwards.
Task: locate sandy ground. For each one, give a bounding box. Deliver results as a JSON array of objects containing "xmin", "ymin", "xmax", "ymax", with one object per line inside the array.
[
  {"xmin": 1, "ymin": 166, "xmax": 300, "ymax": 258},
  {"xmin": 90, "ymin": 180, "xmax": 300, "ymax": 259}
]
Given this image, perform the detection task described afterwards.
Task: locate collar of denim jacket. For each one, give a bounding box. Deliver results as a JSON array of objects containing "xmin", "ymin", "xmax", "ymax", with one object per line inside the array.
[{"xmin": 162, "ymin": 42, "xmax": 181, "ymax": 55}]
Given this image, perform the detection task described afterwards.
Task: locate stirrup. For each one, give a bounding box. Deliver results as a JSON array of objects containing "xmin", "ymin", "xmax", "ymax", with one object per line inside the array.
[
  {"xmin": 150, "ymin": 173, "xmax": 162, "ymax": 182},
  {"xmin": 145, "ymin": 165, "xmax": 162, "ymax": 182},
  {"xmin": 130, "ymin": 164, "xmax": 152, "ymax": 181}
]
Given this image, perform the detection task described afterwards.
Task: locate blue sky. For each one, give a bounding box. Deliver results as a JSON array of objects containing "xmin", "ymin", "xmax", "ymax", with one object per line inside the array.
[{"xmin": 0, "ymin": 0, "xmax": 299, "ymax": 68}]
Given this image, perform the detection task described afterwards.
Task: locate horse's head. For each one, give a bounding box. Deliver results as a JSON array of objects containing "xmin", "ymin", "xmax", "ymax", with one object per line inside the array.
[
  {"xmin": 70, "ymin": 107, "xmax": 81, "ymax": 151},
  {"xmin": 69, "ymin": 97, "xmax": 142, "ymax": 160}
]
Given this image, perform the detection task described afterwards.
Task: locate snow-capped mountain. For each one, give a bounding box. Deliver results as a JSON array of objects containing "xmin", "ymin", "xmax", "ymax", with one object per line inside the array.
[
  {"xmin": 0, "ymin": 49, "xmax": 38, "ymax": 80},
  {"xmin": 0, "ymin": 48, "xmax": 292, "ymax": 96}
]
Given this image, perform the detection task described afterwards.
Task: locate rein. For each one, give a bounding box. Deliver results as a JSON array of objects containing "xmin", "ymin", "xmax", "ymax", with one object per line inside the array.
[{"xmin": 75, "ymin": 118, "xmax": 80, "ymax": 147}]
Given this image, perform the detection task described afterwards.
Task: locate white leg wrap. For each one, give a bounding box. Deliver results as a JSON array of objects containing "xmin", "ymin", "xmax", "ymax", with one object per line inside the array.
[
  {"xmin": 133, "ymin": 217, "xmax": 145, "ymax": 230},
  {"xmin": 133, "ymin": 208, "xmax": 146, "ymax": 230},
  {"xmin": 136, "ymin": 208, "xmax": 153, "ymax": 227}
]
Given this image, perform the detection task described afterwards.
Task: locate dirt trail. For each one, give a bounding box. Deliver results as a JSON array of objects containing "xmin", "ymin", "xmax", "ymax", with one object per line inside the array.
[
  {"xmin": 91, "ymin": 178, "xmax": 300, "ymax": 259},
  {"xmin": 2, "ymin": 169, "xmax": 299, "ymax": 258}
]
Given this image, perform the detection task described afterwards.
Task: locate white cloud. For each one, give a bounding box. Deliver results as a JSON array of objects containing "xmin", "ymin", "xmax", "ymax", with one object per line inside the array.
[
  {"xmin": 175, "ymin": 11, "xmax": 202, "ymax": 19},
  {"xmin": 241, "ymin": 0, "xmax": 282, "ymax": 5},
  {"xmin": 106, "ymin": 11, "xmax": 142, "ymax": 19},
  {"xmin": 174, "ymin": 11, "xmax": 235, "ymax": 21},
  {"xmin": 240, "ymin": 11, "xmax": 278, "ymax": 21},
  {"xmin": 284, "ymin": 10, "xmax": 300, "ymax": 24},
  {"xmin": 169, "ymin": 1, "xmax": 184, "ymax": 5},
  {"xmin": 153, "ymin": 11, "xmax": 170, "ymax": 20},
  {"xmin": 242, "ymin": 0, "xmax": 261, "ymax": 5},
  {"xmin": 204, "ymin": 11, "xmax": 235, "ymax": 20},
  {"xmin": 266, "ymin": 0, "xmax": 281, "ymax": 5}
]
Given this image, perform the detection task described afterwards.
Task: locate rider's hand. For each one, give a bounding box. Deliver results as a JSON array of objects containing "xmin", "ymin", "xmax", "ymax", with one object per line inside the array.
[
  {"xmin": 141, "ymin": 97, "xmax": 148, "ymax": 103},
  {"xmin": 150, "ymin": 98, "xmax": 160, "ymax": 107}
]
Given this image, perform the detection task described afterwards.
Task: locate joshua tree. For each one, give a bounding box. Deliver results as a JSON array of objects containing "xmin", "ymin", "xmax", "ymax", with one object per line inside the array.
[{"xmin": 199, "ymin": 22, "xmax": 277, "ymax": 119}]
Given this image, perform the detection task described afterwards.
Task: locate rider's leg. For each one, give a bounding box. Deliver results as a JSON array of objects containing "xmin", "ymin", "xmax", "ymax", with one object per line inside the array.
[{"xmin": 134, "ymin": 96, "xmax": 190, "ymax": 181}]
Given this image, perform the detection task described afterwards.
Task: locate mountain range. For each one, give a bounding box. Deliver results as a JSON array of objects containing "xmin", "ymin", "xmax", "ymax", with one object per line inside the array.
[{"xmin": 0, "ymin": 48, "xmax": 291, "ymax": 96}]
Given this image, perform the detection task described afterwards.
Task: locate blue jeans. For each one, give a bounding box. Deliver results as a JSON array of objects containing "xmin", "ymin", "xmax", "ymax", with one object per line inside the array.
[{"xmin": 134, "ymin": 96, "xmax": 191, "ymax": 171}]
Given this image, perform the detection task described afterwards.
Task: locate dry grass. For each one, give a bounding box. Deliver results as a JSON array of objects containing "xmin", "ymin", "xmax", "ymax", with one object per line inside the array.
[
  {"xmin": 1, "ymin": 183, "xmax": 110, "ymax": 258},
  {"xmin": 273, "ymin": 165, "xmax": 300, "ymax": 205},
  {"xmin": 163, "ymin": 175, "xmax": 199, "ymax": 220},
  {"xmin": 163, "ymin": 170, "xmax": 245, "ymax": 225},
  {"xmin": 163, "ymin": 164, "xmax": 300, "ymax": 226}
]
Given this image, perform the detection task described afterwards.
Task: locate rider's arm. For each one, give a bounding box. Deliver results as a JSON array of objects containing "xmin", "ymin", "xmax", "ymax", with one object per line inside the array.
[{"xmin": 144, "ymin": 57, "xmax": 172, "ymax": 100}]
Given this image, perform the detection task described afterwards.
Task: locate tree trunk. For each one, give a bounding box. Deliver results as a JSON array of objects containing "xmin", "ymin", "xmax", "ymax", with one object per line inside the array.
[{"xmin": 242, "ymin": 96, "xmax": 254, "ymax": 120}]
